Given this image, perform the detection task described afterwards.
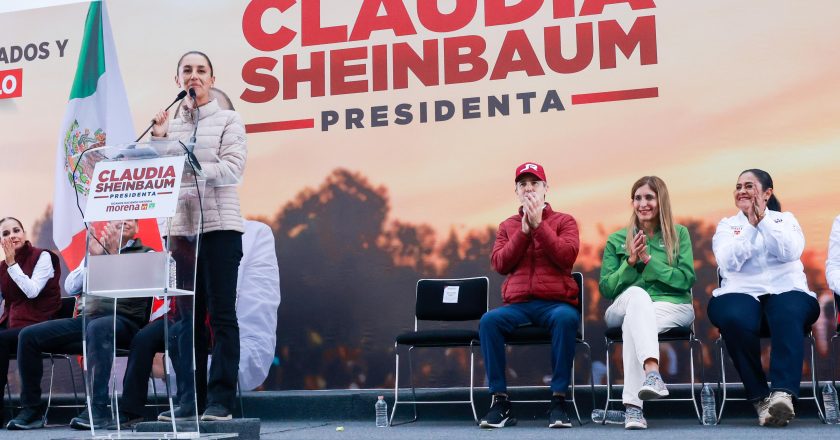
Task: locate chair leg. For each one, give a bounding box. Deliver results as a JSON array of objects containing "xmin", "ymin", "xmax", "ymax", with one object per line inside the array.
[
  {"xmin": 67, "ymin": 356, "xmax": 80, "ymax": 407},
  {"xmin": 407, "ymin": 346, "xmax": 419, "ymax": 423},
  {"xmin": 602, "ymin": 339, "xmax": 612, "ymax": 424},
  {"xmin": 389, "ymin": 344, "xmax": 418, "ymax": 426},
  {"xmin": 570, "ymin": 358, "xmax": 583, "ymax": 426},
  {"xmin": 389, "ymin": 344, "xmax": 400, "ymax": 426},
  {"xmin": 582, "ymin": 341, "xmax": 596, "ymax": 423},
  {"xmin": 809, "ymin": 335, "xmax": 825, "ymax": 423},
  {"xmin": 716, "ymin": 338, "xmax": 727, "ymax": 424},
  {"xmin": 831, "ymin": 334, "xmax": 839, "ymax": 390},
  {"xmin": 43, "ymin": 356, "xmax": 57, "ymax": 426},
  {"xmin": 469, "ymin": 344, "xmax": 478, "ymax": 424},
  {"xmin": 571, "ymin": 341, "xmax": 594, "ymax": 426},
  {"xmin": 689, "ymin": 338, "xmax": 702, "ymax": 423}
]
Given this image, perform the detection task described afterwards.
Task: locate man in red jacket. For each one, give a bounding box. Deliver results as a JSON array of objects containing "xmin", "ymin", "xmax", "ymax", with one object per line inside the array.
[{"xmin": 479, "ymin": 162, "xmax": 581, "ymax": 429}]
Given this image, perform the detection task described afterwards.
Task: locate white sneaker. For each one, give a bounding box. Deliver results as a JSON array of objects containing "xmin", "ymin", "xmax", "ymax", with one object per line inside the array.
[
  {"xmin": 754, "ymin": 397, "xmax": 771, "ymax": 426},
  {"xmin": 638, "ymin": 371, "xmax": 669, "ymax": 400},
  {"xmin": 624, "ymin": 406, "xmax": 647, "ymax": 430},
  {"xmin": 766, "ymin": 391, "xmax": 795, "ymax": 427}
]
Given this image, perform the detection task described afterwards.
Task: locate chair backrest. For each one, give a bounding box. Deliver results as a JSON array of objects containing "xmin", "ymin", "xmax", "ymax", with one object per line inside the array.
[
  {"xmin": 415, "ymin": 277, "xmax": 489, "ymax": 327},
  {"xmin": 572, "ymin": 272, "xmax": 585, "ymax": 339},
  {"xmin": 54, "ymin": 296, "xmax": 77, "ymax": 319},
  {"xmin": 834, "ymin": 290, "xmax": 840, "ymax": 334}
]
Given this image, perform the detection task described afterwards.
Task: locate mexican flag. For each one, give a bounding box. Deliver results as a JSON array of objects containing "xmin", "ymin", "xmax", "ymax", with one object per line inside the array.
[{"xmin": 53, "ymin": 1, "xmax": 161, "ymax": 269}]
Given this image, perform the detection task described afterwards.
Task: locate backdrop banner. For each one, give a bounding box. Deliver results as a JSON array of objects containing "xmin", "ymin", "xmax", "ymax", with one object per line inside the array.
[{"xmin": 1, "ymin": 0, "xmax": 839, "ymax": 391}]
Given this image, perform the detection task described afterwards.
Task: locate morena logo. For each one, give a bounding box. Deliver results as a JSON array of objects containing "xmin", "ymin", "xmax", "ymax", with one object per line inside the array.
[{"xmin": 0, "ymin": 69, "xmax": 23, "ymax": 99}]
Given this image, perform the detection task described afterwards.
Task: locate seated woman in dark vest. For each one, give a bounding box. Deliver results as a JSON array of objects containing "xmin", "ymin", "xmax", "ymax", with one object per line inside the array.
[
  {"xmin": 0, "ymin": 217, "xmax": 61, "ymax": 420},
  {"xmin": 6, "ymin": 219, "xmax": 150, "ymax": 431}
]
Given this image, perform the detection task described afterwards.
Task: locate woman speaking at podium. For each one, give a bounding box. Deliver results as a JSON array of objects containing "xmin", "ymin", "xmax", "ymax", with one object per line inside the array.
[{"xmin": 150, "ymin": 51, "xmax": 247, "ymax": 422}]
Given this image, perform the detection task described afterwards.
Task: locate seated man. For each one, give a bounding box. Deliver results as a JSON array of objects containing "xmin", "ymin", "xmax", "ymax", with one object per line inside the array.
[
  {"xmin": 479, "ymin": 162, "xmax": 581, "ymax": 429},
  {"xmin": 113, "ymin": 219, "xmax": 281, "ymax": 427},
  {"xmin": 6, "ymin": 219, "xmax": 152, "ymax": 430}
]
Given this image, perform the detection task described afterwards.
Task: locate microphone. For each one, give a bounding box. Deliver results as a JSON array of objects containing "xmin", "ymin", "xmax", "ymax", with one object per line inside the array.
[
  {"xmin": 178, "ymin": 140, "xmax": 203, "ymax": 176},
  {"xmin": 134, "ymin": 90, "xmax": 188, "ymax": 142},
  {"xmin": 188, "ymin": 88, "xmax": 199, "ymax": 145},
  {"xmin": 183, "ymin": 88, "xmax": 203, "ymax": 176}
]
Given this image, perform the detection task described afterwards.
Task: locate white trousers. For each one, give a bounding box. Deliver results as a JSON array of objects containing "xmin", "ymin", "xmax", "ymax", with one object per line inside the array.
[{"xmin": 604, "ymin": 286, "xmax": 694, "ymax": 407}]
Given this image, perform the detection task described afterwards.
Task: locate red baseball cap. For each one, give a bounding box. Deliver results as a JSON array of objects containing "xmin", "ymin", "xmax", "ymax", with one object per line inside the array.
[{"xmin": 515, "ymin": 162, "xmax": 547, "ymax": 183}]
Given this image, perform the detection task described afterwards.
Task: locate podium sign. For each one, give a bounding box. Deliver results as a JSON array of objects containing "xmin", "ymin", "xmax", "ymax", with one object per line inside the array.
[{"xmin": 84, "ymin": 155, "xmax": 185, "ymax": 221}]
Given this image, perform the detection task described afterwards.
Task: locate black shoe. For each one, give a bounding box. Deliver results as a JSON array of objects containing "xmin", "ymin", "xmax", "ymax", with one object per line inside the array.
[
  {"xmin": 6, "ymin": 407, "xmax": 44, "ymax": 430},
  {"xmin": 548, "ymin": 396, "xmax": 572, "ymax": 428},
  {"xmin": 108, "ymin": 411, "xmax": 144, "ymax": 430},
  {"xmin": 201, "ymin": 404, "xmax": 232, "ymax": 421},
  {"xmin": 479, "ymin": 394, "xmax": 516, "ymax": 428},
  {"xmin": 158, "ymin": 405, "xmax": 197, "ymax": 422},
  {"xmin": 70, "ymin": 405, "xmax": 112, "ymax": 430}
]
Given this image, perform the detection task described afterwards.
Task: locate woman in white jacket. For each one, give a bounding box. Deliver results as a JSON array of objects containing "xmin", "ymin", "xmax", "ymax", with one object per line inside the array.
[
  {"xmin": 708, "ymin": 169, "xmax": 819, "ymax": 428},
  {"xmin": 151, "ymin": 51, "xmax": 246, "ymax": 422}
]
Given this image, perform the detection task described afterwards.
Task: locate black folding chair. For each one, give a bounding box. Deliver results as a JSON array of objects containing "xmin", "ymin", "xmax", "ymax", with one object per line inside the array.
[
  {"xmin": 501, "ymin": 272, "xmax": 595, "ymax": 425},
  {"xmin": 390, "ymin": 276, "xmax": 489, "ymax": 425},
  {"xmin": 602, "ymin": 302, "xmax": 703, "ymax": 423}
]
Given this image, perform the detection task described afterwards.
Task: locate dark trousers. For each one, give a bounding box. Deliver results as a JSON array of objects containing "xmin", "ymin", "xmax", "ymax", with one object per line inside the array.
[
  {"xmin": 175, "ymin": 230, "xmax": 242, "ymax": 412},
  {"xmin": 0, "ymin": 325, "xmax": 23, "ymax": 404},
  {"xmin": 120, "ymin": 319, "xmax": 164, "ymax": 416},
  {"xmin": 17, "ymin": 315, "xmax": 139, "ymax": 408},
  {"xmin": 708, "ymin": 291, "xmax": 819, "ymax": 401},
  {"xmin": 479, "ymin": 300, "xmax": 580, "ymax": 394}
]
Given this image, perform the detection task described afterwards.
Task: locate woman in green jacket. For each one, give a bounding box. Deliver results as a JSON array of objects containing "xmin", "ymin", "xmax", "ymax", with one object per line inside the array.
[{"xmin": 599, "ymin": 176, "xmax": 696, "ymax": 430}]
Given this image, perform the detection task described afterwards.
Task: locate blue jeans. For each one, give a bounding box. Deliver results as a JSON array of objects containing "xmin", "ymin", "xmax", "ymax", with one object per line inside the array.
[
  {"xmin": 479, "ymin": 300, "xmax": 579, "ymax": 394},
  {"xmin": 708, "ymin": 291, "xmax": 819, "ymax": 401},
  {"xmin": 17, "ymin": 314, "xmax": 139, "ymax": 408}
]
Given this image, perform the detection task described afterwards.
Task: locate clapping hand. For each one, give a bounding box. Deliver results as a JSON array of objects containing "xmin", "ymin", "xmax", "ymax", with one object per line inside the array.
[
  {"xmin": 2, "ymin": 237, "xmax": 15, "ymax": 265},
  {"xmin": 91, "ymin": 223, "xmax": 122, "ymax": 255},
  {"xmin": 522, "ymin": 193, "xmax": 543, "ymax": 230},
  {"xmin": 626, "ymin": 230, "xmax": 647, "ymax": 266},
  {"xmin": 747, "ymin": 187, "xmax": 767, "ymax": 227}
]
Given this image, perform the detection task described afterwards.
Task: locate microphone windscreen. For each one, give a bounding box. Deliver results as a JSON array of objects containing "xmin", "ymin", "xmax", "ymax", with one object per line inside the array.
[
  {"xmin": 188, "ymin": 88, "xmax": 196, "ymax": 99},
  {"xmin": 177, "ymin": 90, "xmax": 188, "ymax": 100}
]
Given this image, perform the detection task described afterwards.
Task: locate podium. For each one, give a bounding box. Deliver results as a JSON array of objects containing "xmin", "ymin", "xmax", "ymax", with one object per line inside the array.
[{"xmin": 73, "ymin": 141, "xmax": 236, "ymax": 439}]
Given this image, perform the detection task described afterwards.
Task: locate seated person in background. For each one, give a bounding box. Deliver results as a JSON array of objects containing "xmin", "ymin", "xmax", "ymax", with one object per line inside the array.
[
  {"xmin": 6, "ymin": 219, "xmax": 152, "ymax": 431},
  {"xmin": 0, "ymin": 217, "xmax": 62, "ymax": 422},
  {"xmin": 479, "ymin": 162, "xmax": 581, "ymax": 429},
  {"xmin": 599, "ymin": 176, "xmax": 696, "ymax": 430},
  {"xmin": 113, "ymin": 219, "xmax": 281, "ymax": 428},
  {"xmin": 826, "ymin": 214, "xmax": 840, "ymax": 329},
  {"xmin": 708, "ymin": 169, "xmax": 819, "ymax": 428}
]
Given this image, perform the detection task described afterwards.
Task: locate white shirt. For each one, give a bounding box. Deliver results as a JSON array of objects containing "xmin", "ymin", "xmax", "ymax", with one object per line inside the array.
[
  {"xmin": 235, "ymin": 220, "xmax": 281, "ymax": 390},
  {"xmin": 712, "ymin": 209, "xmax": 814, "ymax": 299},
  {"xmin": 826, "ymin": 214, "xmax": 840, "ymax": 294},
  {"xmin": 1, "ymin": 251, "xmax": 55, "ymax": 299}
]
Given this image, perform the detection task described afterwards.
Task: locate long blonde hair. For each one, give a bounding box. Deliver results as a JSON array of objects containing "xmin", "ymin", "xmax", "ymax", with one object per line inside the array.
[{"xmin": 625, "ymin": 176, "xmax": 679, "ymax": 264}]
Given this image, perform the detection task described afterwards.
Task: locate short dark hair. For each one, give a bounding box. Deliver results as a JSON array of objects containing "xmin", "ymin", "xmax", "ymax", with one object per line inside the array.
[{"xmin": 740, "ymin": 168, "xmax": 781, "ymax": 211}]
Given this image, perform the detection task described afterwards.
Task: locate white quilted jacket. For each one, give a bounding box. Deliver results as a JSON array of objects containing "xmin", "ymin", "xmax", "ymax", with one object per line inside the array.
[{"xmin": 156, "ymin": 99, "xmax": 246, "ymax": 235}]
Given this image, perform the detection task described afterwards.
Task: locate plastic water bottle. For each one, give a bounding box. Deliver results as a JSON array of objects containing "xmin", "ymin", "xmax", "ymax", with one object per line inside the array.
[
  {"xmin": 375, "ymin": 396, "xmax": 388, "ymax": 427},
  {"xmin": 701, "ymin": 384, "xmax": 716, "ymax": 425},
  {"xmin": 168, "ymin": 254, "xmax": 177, "ymax": 289},
  {"xmin": 822, "ymin": 383, "xmax": 840, "ymax": 424},
  {"xmin": 591, "ymin": 409, "xmax": 625, "ymax": 424}
]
